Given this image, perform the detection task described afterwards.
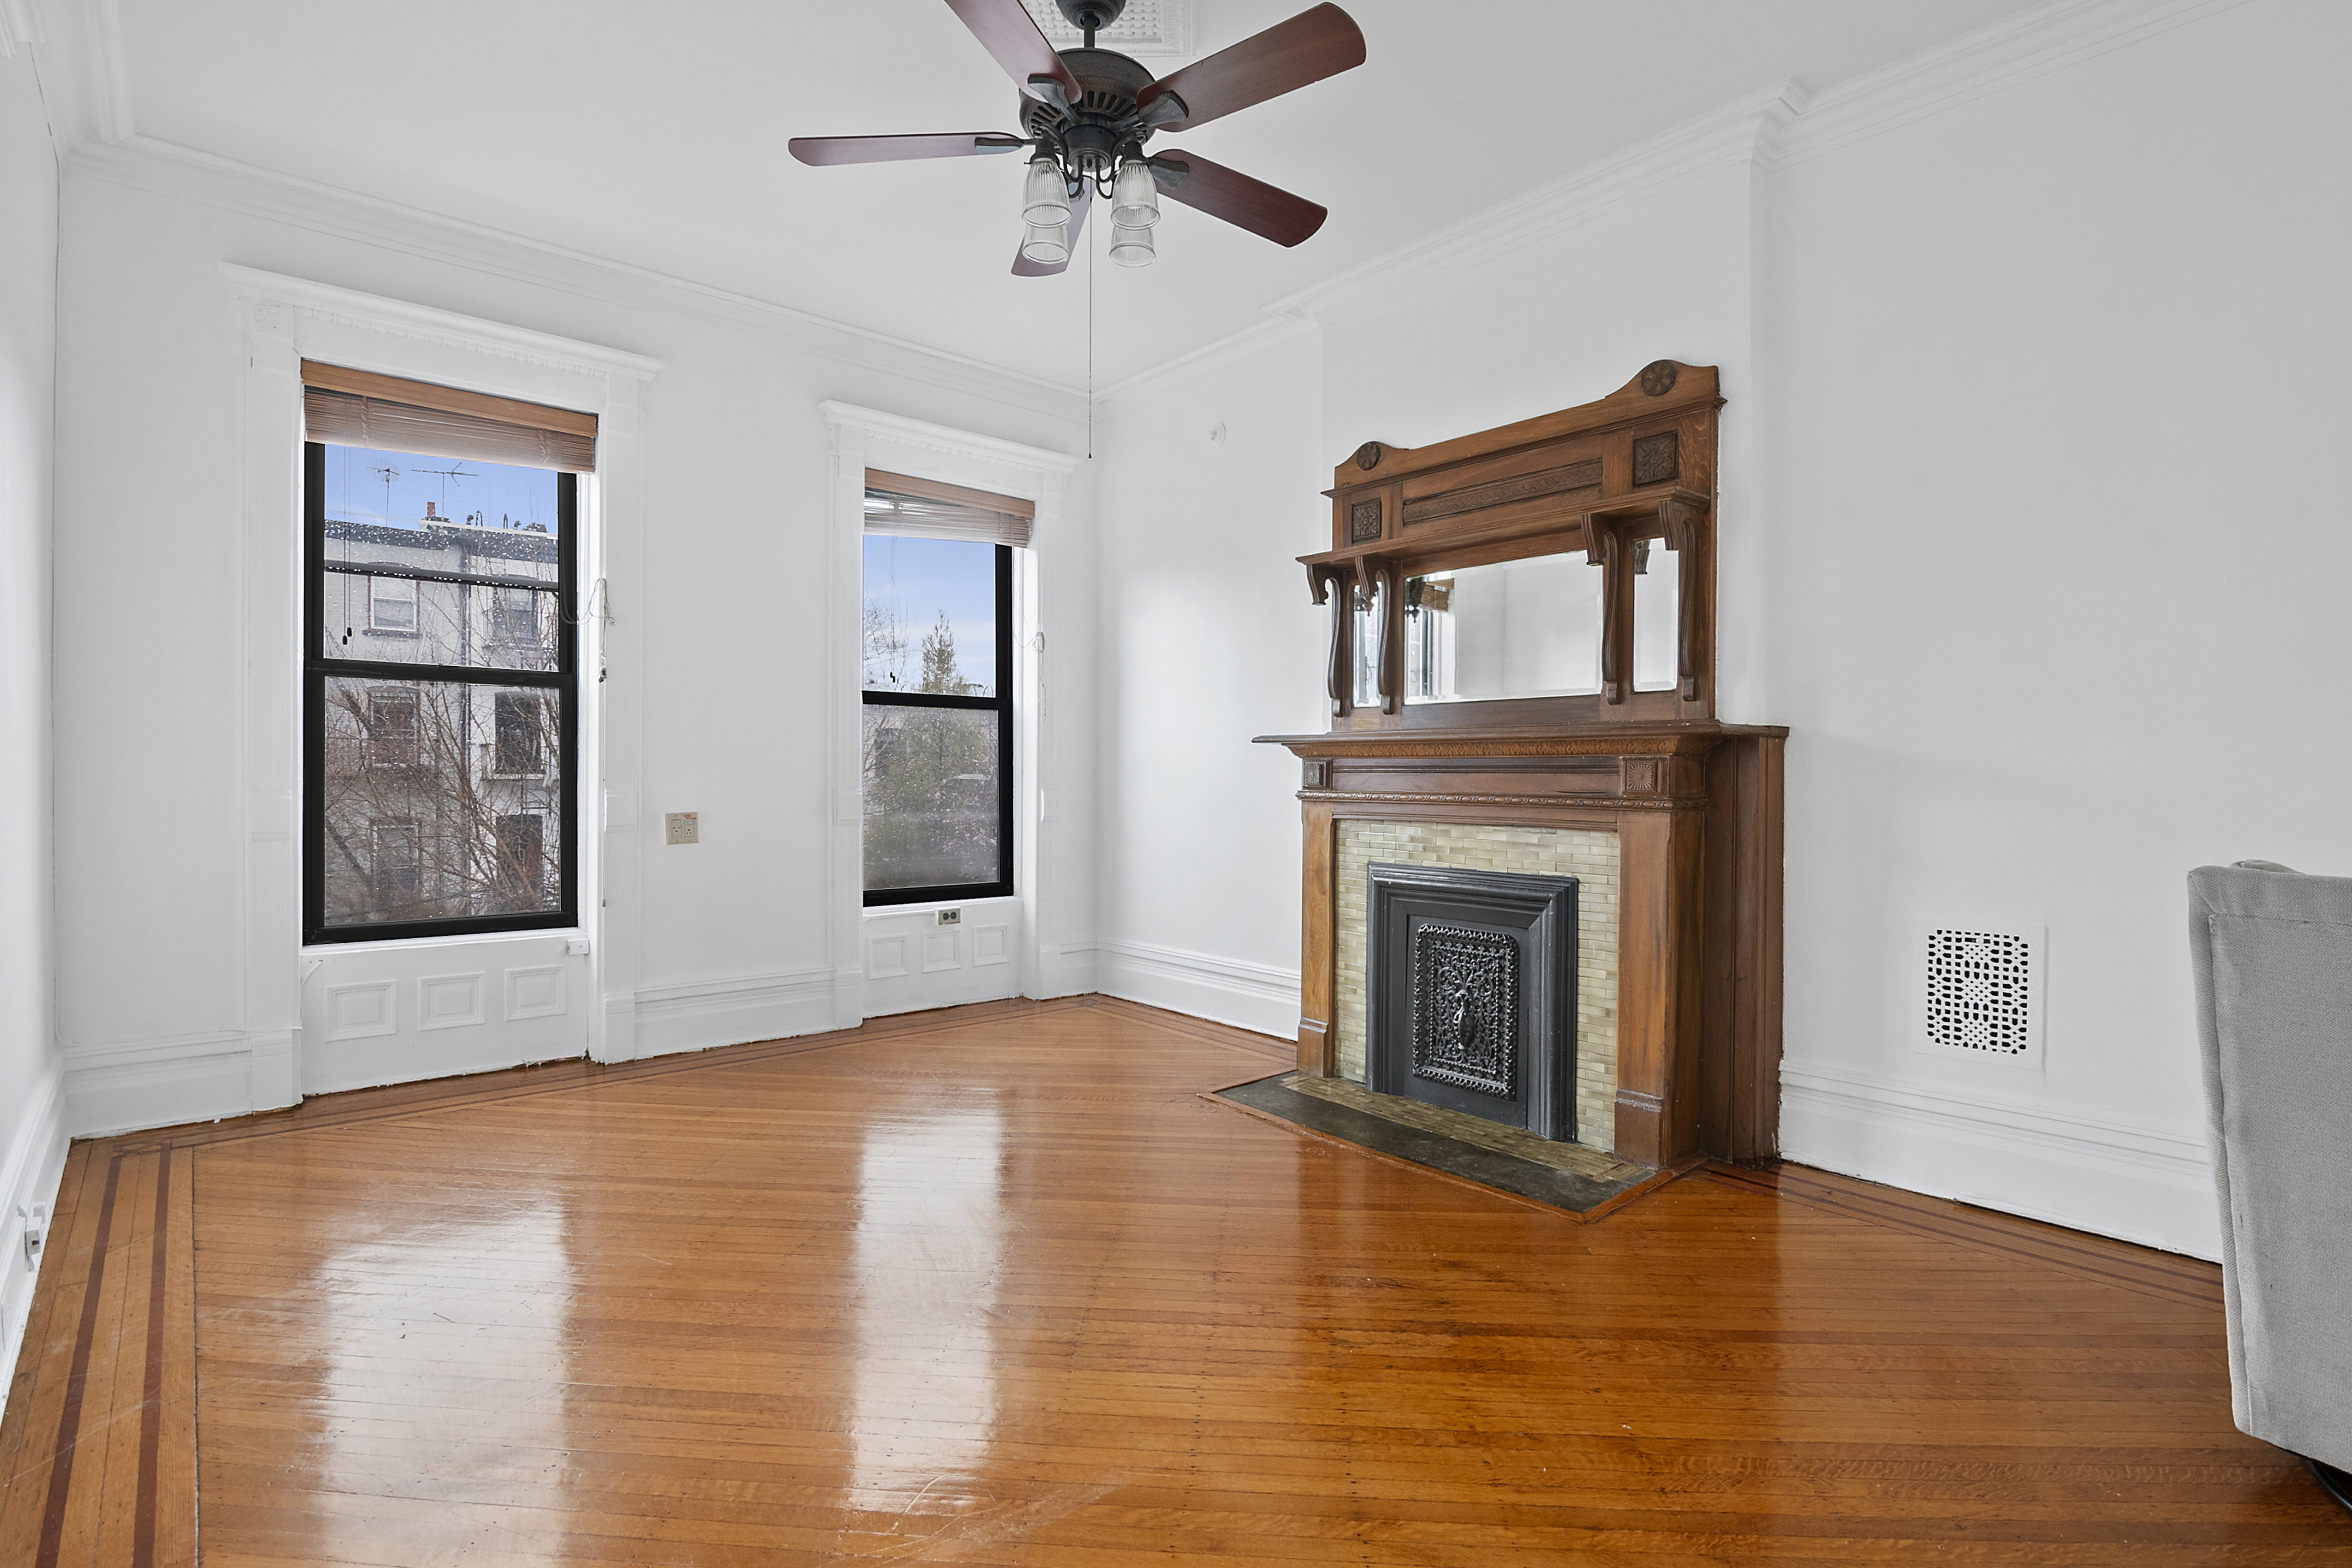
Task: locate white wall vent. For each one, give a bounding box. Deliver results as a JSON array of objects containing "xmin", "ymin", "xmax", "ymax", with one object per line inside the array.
[
  {"xmin": 1915, "ymin": 923, "xmax": 2044, "ymax": 1068},
  {"xmin": 1022, "ymin": 0, "xmax": 1192, "ymax": 56}
]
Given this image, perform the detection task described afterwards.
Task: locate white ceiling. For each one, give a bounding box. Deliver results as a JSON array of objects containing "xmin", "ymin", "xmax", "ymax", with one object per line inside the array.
[{"xmin": 117, "ymin": 0, "xmax": 2049, "ymax": 390}]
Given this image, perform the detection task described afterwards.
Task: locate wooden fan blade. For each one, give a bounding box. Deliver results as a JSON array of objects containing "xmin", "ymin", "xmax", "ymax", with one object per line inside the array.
[
  {"xmin": 1012, "ymin": 185, "xmax": 1091, "ymax": 277},
  {"xmin": 1153, "ymin": 152, "xmax": 1327, "ymax": 247},
  {"xmin": 790, "ymin": 133, "xmax": 1026, "ymax": 166},
  {"xmin": 943, "ymin": 0, "xmax": 1084, "ymax": 105},
  {"xmin": 1134, "ymin": 3, "xmax": 1364, "ymax": 132}
]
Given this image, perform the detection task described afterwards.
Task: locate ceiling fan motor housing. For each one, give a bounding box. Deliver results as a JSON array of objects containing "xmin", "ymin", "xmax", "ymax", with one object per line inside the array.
[
  {"xmin": 1021, "ymin": 47, "xmax": 1158, "ymax": 173},
  {"xmin": 1053, "ymin": 0, "xmax": 1128, "ymax": 32}
]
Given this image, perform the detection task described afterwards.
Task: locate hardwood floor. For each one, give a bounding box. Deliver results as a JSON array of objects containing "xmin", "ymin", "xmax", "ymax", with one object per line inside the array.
[{"xmin": 1, "ymin": 995, "xmax": 2342, "ymax": 1565}]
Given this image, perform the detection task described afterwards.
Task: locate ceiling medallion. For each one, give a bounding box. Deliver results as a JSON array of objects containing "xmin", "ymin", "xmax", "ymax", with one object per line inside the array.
[{"xmin": 789, "ymin": 0, "xmax": 1365, "ymax": 277}]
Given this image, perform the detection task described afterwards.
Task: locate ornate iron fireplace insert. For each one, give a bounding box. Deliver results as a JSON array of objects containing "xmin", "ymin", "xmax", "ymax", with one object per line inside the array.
[{"xmin": 1366, "ymin": 861, "xmax": 1579, "ymax": 1141}]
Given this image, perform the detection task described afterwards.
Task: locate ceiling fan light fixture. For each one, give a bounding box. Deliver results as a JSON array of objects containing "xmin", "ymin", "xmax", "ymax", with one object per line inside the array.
[
  {"xmin": 1111, "ymin": 160, "xmax": 1161, "ymax": 228},
  {"xmin": 1108, "ymin": 221, "xmax": 1157, "ymax": 268},
  {"xmin": 1021, "ymin": 156, "xmax": 1071, "ymax": 225},
  {"xmin": 1021, "ymin": 222, "xmax": 1072, "ymax": 266}
]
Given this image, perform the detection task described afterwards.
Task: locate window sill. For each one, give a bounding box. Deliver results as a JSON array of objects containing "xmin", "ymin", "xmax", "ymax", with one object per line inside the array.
[
  {"xmin": 362, "ymin": 628, "xmax": 421, "ymax": 639},
  {"xmin": 302, "ymin": 926, "xmax": 584, "ymax": 958}
]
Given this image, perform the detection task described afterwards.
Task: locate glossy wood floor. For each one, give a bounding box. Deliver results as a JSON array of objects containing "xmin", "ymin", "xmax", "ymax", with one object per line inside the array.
[{"xmin": 2, "ymin": 996, "xmax": 2343, "ymax": 1565}]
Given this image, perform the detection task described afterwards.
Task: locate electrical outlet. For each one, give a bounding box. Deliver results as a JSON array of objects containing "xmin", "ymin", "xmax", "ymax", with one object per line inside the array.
[
  {"xmin": 665, "ymin": 811, "xmax": 699, "ymax": 845},
  {"xmin": 936, "ymin": 907, "xmax": 962, "ymax": 926},
  {"xmin": 20, "ymin": 1203, "xmax": 46, "ymax": 1267}
]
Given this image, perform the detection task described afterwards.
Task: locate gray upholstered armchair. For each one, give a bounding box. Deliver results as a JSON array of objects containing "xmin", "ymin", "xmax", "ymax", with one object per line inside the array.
[{"xmin": 2188, "ymin": 861, "xmax": 2352, "ymax": 1514}]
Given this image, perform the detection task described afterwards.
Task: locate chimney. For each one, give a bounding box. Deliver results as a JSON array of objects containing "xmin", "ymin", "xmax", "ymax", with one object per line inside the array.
[{"xmin": 425, "ymin": 502, "xmax": 439, "ymax": 519}]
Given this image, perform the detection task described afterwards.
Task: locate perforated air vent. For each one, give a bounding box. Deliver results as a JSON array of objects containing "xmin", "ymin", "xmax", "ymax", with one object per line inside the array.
[
  {"xmin": 1924, "ymin": 929, "xmax": 2032, "ymax": 1055},
  {"xmin": 1021, "ymin": 0, "xmax": 1192, "ymax": 56}
]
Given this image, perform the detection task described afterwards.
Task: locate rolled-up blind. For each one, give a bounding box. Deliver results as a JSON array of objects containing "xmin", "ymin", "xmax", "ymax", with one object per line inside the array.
[
  {"xmin": 864, "ymin": 468, "xmax": 1032, "ymax": 548},
  {"xmin": 302, "ymin": 361, "xmax": 597, "ymax": 473}
]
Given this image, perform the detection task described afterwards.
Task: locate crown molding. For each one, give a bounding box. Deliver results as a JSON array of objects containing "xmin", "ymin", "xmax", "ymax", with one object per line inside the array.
[
  {"xmin": 820, "ymin": 401, "xmax": 1083, "ymax": 474},
  {"xmin": 1096, "ymin": 312, "xmax": 1317, "ymax": 406},
  {"xmin": 67, "ymin": 135, "xmax": 1093, "ymax": 423},
  {"xmin": 1767, "ymin": 0, "xmax": 2257, "ymax": 168},
  {"xmin": 1096, "ymin": 0, "xmax": 2251, "ymax": 386},
  {"xmin": 0, "ymin": 0, "xmax": 41, "ymax": 59},
  {"xmin": 1261, "ymin": 80, "xmax": 1809, "ymax": 331},
  {"xmin": 222, "ymin": 264, "xmax": 665, "ymax": 382}
]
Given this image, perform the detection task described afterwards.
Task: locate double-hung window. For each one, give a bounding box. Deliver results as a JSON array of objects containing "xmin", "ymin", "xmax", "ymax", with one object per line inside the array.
[
  {"xmin": 302, "ymin": 362, "xmax": 590, "ymax": 942},
  {"xmin": 860, "ymin": 471, "xmax": 1028, "ymax": 906}
]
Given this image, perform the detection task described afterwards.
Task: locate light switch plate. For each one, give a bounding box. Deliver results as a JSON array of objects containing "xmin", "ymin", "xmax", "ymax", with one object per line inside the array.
[{"xmin": 665, "ymin": 811, "xmax": 699, "ymax": 845}]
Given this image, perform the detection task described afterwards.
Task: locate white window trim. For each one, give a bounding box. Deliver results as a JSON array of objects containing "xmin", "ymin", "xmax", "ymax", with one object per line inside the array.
[
  {"xmin": 228, "ymin": 266, "xmax": 662, "ymax": 1107},
  {"xmin": 818, "ymin": 402, "xmax": 1079, "ymax": 1026}
]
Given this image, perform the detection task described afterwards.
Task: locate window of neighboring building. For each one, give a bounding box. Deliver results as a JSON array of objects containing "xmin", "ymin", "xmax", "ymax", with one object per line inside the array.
[
  {"xmin": 369, "ymin": 575, "xmax": 418, "ymax": 632},
  {"xmin": 493, "ymin": 693, "xmax": 546, "ymax": 777},
  {"xmin": 493, "ymin": 812, "xmax": 545, "ymax": 913},
  {"xmin": 490, "ymin": 583, "xmax": 537, "ymax": 642},
  {"xmin": 372, "ymin": 820, "xmax": 423, "ymax": 909},
  {"xmin": 366, "ymin": 688, "xmax": 419, "ymax": 768},
  {"xmin": 860, "ymin": 474, "xmax": 1028, "ymax": 906},
  {"xmin": 303, "ymin": 362, "xmax": 587, "ymax": 943}
]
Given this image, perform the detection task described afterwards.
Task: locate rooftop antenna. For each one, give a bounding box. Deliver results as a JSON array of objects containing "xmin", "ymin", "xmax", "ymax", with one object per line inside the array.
[
  {"xmin": 368, "ymin": 464, "xmax": 401, "ymax": 525},
  {"xmin": 415, "ymin": 463, "xmax": 472, "ymax": 515}
]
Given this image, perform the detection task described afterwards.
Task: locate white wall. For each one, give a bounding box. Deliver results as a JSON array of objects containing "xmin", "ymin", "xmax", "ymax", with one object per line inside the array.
[
  {"xmin": 1763, "ymin": 0, "xmax": 2352, "ymax": 1256},
  {"xmin": 1090, "ymin": 326, "xmax": 1326, "ymax": 1035},
  {"xmin": 47, "ymin": 161, "xmax": 1097, "ymax": 1132},
  {"xmin": 1091, "ymin": 0, "xmax": 2351, "ymax": 1256},
  {"xmin": 0, "ymin": 44, "xmax": 64, "ymax": 1415}
]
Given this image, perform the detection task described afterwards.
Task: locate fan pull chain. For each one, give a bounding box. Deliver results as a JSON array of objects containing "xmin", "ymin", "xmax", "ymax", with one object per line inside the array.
[{"xmin": 1087, "ymin": 196, "xmax": 1096, "ymax": 460}]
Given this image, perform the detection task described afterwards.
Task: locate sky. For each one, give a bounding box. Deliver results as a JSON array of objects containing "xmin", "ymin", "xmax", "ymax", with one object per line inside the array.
[
  {"xmin": 862, "ymin": 535, "xmax": 997, "ymax": 696},
  {"xmin": 323, "ymin": 443, "xmax": 561, "ymax": 535}
]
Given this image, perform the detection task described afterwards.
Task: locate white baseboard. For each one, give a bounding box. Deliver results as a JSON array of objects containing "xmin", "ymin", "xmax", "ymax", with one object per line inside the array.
[
  {"xmin": 1, "ymin": 1061, "xmax": 68, "ymax": 1427},
  {"xmin": 1086, "ymin": 939, "xmax": 1298, "ymax": 1042},
  {"xmin": 1779, "ymin": 1061, "xmax": 2221, "ymax": 1259},
  {"xmin": 1030, "ymin": 942, "xmax": 1099, "ymax": 1000},
  {"xmin": 631, "ymin": 966, "xmax": 840, "ymax": 1061},
  {"xmin": 62, "ymin": 1029, "xmax": 300, "ymax": 1138}
]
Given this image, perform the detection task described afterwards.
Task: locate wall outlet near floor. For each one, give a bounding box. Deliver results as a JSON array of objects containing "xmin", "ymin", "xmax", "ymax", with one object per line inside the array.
[
  {"xmin": 936, "ymin": 907, "xmax": 962, "ymax": 926},
  {"xmin": 665, "ymin": 811, "xmax": 699, "ymax": 845},
  {"xmin": 20, "ymin": 1203, "xmax": 46, "ymax": 1266}
]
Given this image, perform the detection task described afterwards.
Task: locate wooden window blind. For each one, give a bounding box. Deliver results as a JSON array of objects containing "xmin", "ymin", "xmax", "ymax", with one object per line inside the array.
[
  {"xmin": 864, "ymin": 469, "xmax": 1032, "ymax": 548},
  {"xmin": 302, "ymin": 361, "xmax": 597, "ymax": 473}
]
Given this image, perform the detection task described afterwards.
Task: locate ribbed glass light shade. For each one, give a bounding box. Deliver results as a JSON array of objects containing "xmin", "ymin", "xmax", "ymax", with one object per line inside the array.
[
  {"xmin": 1111, "ymin": 160, "xmax": 1161, "ymax": 228},
  {"xmin": 1022, "ymin": 158, "xmax": 1071, "ymax": 225},
  {"xmin": 1021, "ymin": 223, "xmax": 1071, "ymax": 266},
  {"xmin": 1108, "ymin": 222, "xmax": 1157, "ymax": 268}
]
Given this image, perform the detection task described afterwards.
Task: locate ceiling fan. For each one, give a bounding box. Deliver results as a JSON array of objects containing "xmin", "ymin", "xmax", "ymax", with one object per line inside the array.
[{"xmin": 789, "ymin": 0, "xmax": 1365, "ymax": 274}]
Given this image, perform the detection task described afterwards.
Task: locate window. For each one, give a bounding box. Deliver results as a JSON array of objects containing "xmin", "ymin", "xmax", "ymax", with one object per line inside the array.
[
  {"xmin": 304, "ymin": 363, "xmax": 585, "ymax": 942},
  {"xmin": 369, "ymin": 575, "xmax": 418, "ymax": 632},
  {"xmin": 493, "ymin": 813, "xmax": 545, "ymax": 913},
  {"xmin": 860, "ymin": 476, "xmax": 1023, "ymax": 906},
  {"xmin": 372, "ymin": 820, "xmax": 423, "ymax": 909},
  {"xmin": 366, "ymin": 688, "xmax": 418, "ymax": 767},
  {"xmin": 493, "ymin": 693, "xmax": 545, "ymax": 777},
  {"xmin": 490, "ymin": 583, "xmax": 537, "ymax": 642}
]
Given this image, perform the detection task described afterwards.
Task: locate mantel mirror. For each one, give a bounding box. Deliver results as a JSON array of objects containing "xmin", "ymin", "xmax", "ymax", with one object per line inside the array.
[{"xmin": 1306, "ymin": 361, "xmax": 1720, "ymax": 732}]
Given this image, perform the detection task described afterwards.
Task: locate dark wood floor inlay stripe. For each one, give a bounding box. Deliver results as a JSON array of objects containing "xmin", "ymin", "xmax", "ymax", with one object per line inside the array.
[{"xmin": 33, "ymin": 1152, "xmax": 121, "ymax": 1568}]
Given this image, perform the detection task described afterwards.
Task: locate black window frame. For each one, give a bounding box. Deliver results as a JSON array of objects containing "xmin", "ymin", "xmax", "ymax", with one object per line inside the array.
[
  {"xmin": 860, "ymin": 538, "xmax": 1015, "ymax": 907},
  {"xmin": 303, "ymin": 440, "xmax": 579, "ymax": 943}
]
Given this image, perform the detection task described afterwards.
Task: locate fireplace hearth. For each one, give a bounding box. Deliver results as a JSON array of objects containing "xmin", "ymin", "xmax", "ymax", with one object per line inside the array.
[{"xmin": 1367, "ymin": 861, "xmax": 1578, "ymax": 1142}]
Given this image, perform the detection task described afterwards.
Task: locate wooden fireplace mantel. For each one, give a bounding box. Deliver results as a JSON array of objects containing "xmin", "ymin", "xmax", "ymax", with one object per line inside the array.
[
  {"xmin": 1257, "ymin": 719, "xmax": 1785, "ymax": 1170},
  {"xmin": 1257, "ymin": 364, "xmax": 1785, "ymax": 1171}
]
